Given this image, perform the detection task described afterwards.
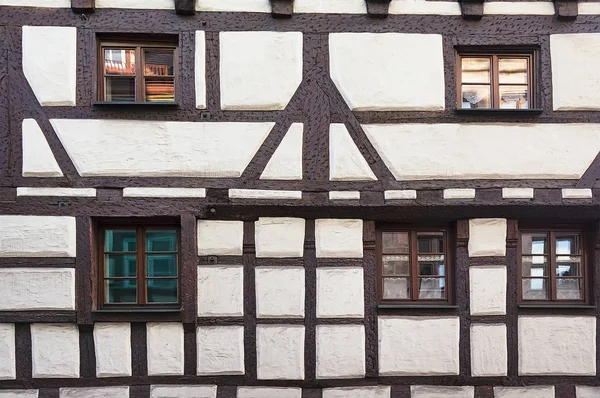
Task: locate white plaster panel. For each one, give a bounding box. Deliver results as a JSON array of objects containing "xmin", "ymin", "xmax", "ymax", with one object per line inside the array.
[
  {"xmin": 196, "ymin": 0, "xmax": 271, "ymax": 12},
  {"xmin": 494, "ymin": 387, "xmax": 555, "ymax": 398},
  {"xmin": 315, "ymin": 219, "xmax": 363, "ymax": 258},
  {"xmin": 329, "ymin": 124, "xmax": 377, "ymax": 181},
  {"xmin": 195, "ymin": 31, "xmax": 206, "ymax": 109},
  {"xmin": 502, "ymin": 188, "xmax": 534, "ymax": 199},
  {"xmin": 237, "ymin": 388, "xmax": 302, "ymax": 398},
  {"xmin": 329, "ymin": 191, "xmax": 360, "ymax": 200},
  {"xmin": 330, "ymin": 33, "xmax": 444, "ymax": 111},
  {"xmin": 316, "ymin": 267, "xmax": 364, "ymax": 318},
  {"xmin": 220, "ymin": 31, "xmax": 302, "ymax": 110},
  {"xmin": 579, "ymin": 2, "xmax": 600, "ymax": 15},
  {"xmin": 468, "ymin": 219, "xmax": 507, "ymax": 257},
  {"xmin": 389, "ymin": 0, "xmax": 460, "ymax": 15},
  {"xmin": 228, "ymin": 189, "xmax": 302, "ymax": 199},
  {"xmin": 123, "ymin": 188, "xmax": 206, "ymax": 198},
  {"xmin": 316, "ymin": 325, "xmax": 365, "ymax": 379},
  {"xmin": 95, "ymin": 0, "xmax": 173, "ymax": 8},
  {"xmin": 22, "ymin": 119, "xmax": 63, "ymax": 177},
  {"xmin": 469, "ymin": 266, "xmax": 507, "ymax": 316},
  {"xmin": 261, "ymin": 123, "xmax": 303, "ymax": 180},
  {"xmin": 255, "ymin": 217, "xmax": 305, "ymax": 258},
  {"xmin": 443, "ymin": 189, "xmax": 475, "ymax": 199},
  {"xmin": 483, "ymin": 2, "xmax": 554, "ymax": 15},
  {"xmin": 30, "ymin": 324, "xmax": 79, "ymax": 378},
  {"xmin": 147, "ymin": 323, "xmax": 184, "ymax": 376},
  {"xmin": 322, "ymin": 386, "xmax": 391, "ymax": 398},
  {"xmin": 22, "ymin": 27, "xmax": 75, "ymax": 106},
  {"xmin": 257, "ymin": 325, "xmax": 305, "ymax": 380},
  {"xmin": 363, "ymin": 123, "xmax": 600, "ymax": 180},
  {"xmin": 93, "ymin": 323, "xmax": 132, "ymax": 377},
  {"xmin": 470, "ymin": 324, "xmax": 507, "ymax": 377},
  {"xmin": 150, "ymin": 386, "xmax": 217, "ymax": 398},
  {"xmin": 519, "ymin": 316, "xmax": 596, "ymax": 375},
  {"xmin": 562, "ymin": 188, "xmax": 593, "ymax": 199},
  {"xmin": 0, "ymin": 0, "xmax": 68, "ymax": 6},
  {"xmin": 411, "ymin": 386, "xmax": 474, "ymax": 398},
  {"xmin": 17, "ymin": 188, "xmax": 96, "ymax": 197},
  {"xmin": 50, "ymin": 119, "xmax": 272, "ymax": 177},
  {"xmin": 197, "ymin": 266, "xmax": 244, "ymax": 317},
  {"xmin": 197, "ymin": 220, "xmax": 244, "ymax": 256},
  {"xmin": 294, "ymin": 0, "xmax": 366, "ymax": 13},
  {"xmin": 576, "ymin": 386, "xmax": 600, "ymax": 398},
  {"xmin": 256, "ymin": 267, "xmax": 305, "ymax": 318},
  {"xmin": 0, "ymin": 324, "xmax": 16, "ymax": 380},
  {"xmin": 0, "ymin": 216, "xmax": 76, "ymax": 257},
  {"xmin": 0, "ymin": 269, "xmax": 75, "ymax": 311},
  {"xmin": 59, "ymin": 387, "xmax": 129, "ymax": 398},
  {"xmin": 385, "ymin": 190, "xmax": 417, "ymax": 200},
  {"xmin": 378, "ymin": 317, "xmax": 460, "ymax": 375},
  {"xmin": 197, "ymin": 326, "xmax": 244, "ymax": 375},
  {"xmin": 0, "ymin": 392, "xmax": 38, "ymax": 398}
]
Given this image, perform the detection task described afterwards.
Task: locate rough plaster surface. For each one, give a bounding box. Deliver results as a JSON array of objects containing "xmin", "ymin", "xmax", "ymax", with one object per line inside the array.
[
  {"xmin": 329, "ymin": 124, "xmax": 377, "ymax": 181},
  {"xmin": 147, "ymin": 323, "xmax": 184, "ymax": 376},
  {"xmin": 0, "ymin": 215, "xmax": 76, "ymax": 257},
  {"xmin": 579, "ymin": 2, "xmax": 600, "ymax": 14},
  {"xmin": 16, "ymin": 188, "xmax": 96, "ymax": 197},
  {"xmin": 385, "ymin": 190, "xmax": 417, "ymax": 200},
  {"xmin": 494, "ymin": 386, "xmax": 555, "ymax": 398},
  {"xmin": 295, "ymin": 0, "xmax": 366, "ymax": 13},
  {"xmin": 470, "ymin": 324, "xmax": 507, "ymax": 377},
  {"xmin": 197, "ymin": 265, "xmax": 244, "ymax": 317},
  {"xmin": 95, "ymin": 0, "xmax": 173, "ymax": 8},
  {"xmin": 502, "ymin": 188, "xmax": 534, "ymax": 199},
  {"xmin": 0, "ymin": 0, "xmax": 68, "ymax": 6},
  {"xmin": 31, "ymin": 324, "xmax": 79, "ymax": 378},
  {"xmin": 389, "ymin": 0, "xmax": 460, "ymax": 15},
  {"xmin": 562, "ymin": 188, "xmax": 593, "ymax": 199},
  {"xmin": 123, "ymin": 188, "xmax": 206, "ymax": 198},
  {"xmin": 228, "ymin": 189, "xmax": 302, "ymax": 199},
  {"xmin": 484, "ymin": 2, "xmax": 554, "ymax": 15},
  {"xmin": 468, "ymin": 219, "xmax": 507, "ymax": 257},
  {"xmin": 364, "ymin": 123, "xmax": 600, "ymax": 180},
  {"xmin": 317, "ymin": 267, "xmax": 364, "ymax": 318},
  {"xmin": 150, "ymin": 386, "xmax": 217, "ymax": 398},
  {"xmin": 469, "ymin": 266, "xmax": 507, "ymax": 316},
  {"xmin": 195, "ymin": 31, "xmax": 206, "ymax": 109},
  {"xmin": 411, "ymin": 386, "xmax": 474, "ymax": 398},
  {"xmin": 59, "ymin": 387, "xmax": 129, "ymax": 398},
  {"xmin": 0, "ymin": 392, "xmax": 38, "ymax": 398},
  {"xmin": 196, "ymin": 0, "xmax": 271, "ymax": 12},
  {"xmin": 443, "ymin": 188, "xmax": 476, "ymax": 199},
  {"xmin": 0, "ymin": 268, "xmax": 75, "ymax": 311},
  {"xmin": 316, "ymin": 325, "xmax": 365, "ymax": 379},
  {"xmin": 519, "ymin": 316, "xmax": 596, "ymax": 375},
  {"xmin": 256, "ymin": 267, "xmax": 305, "ymax": 318},
  {"xmin": 255, "ymin": 218, "xmax": 305, "ymax": 258},
  {"xmin": 50, "ymin": 119, "xmax": 272, "ymax": 177},
  {"xmin": 197, "ymin": 220, "xmax": 244, "ymax": 256},
  {"xmin": 94, "ymin": 323, "xmax": 132, "ymax": 377},
  {"xmin": 576, "ymin": 386, "xmax": 600, "ymax": 398},
  {"xmin": 0, "ymin": 324, "xmax": 15, "ymax": 380},
  {"xmin": 22, "ymin": 26, "xmax": 76, "ymax": 106},
  {"xmin": 322, "ymin": 386, "xmax": 391, "ymax": 398},
  {"xmin": 21, "ymin": 119, "xmax": 63, "ymax": 177},
  {"xmin": 197, "ymin": 326, "xmax": 244, "ymax": 375},
  {"xmin": 315, "ymin": 219, "xmax": 363, "ymax": 258},
  {"xmin": 329, "ymin": 191, "xmax": 360, "ymax": 200},
  {"xmin": 330, "ymin": 33, "xmax": 444, "ymax": 111},
  {"xmin": 220, "ymin": 32, "xmax": 302, "ymax": 110},
  {"xmin": 260, "ymin": 123, "xmax": 304, "ymax": 180},
  {"xmin": 379, "ymin": 317, "xmax": 460, "ymax": 375},
  {"xmin": 237, "ymin": 388, "xmax": 302, "ymax": 398},
  {"xmin": 257, "ymin": 325, "xmax": 305, "ymax": 380}
]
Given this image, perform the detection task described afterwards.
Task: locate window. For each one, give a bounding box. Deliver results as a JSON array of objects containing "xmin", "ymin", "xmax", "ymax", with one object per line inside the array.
[
  {"xmin": 457, "ymin": 51, "xmax": 534, "ymax": 110},
  {"xmin": 520, "ymin": 229, "xmax": 587, "ymax": 303},
  {"xmin": 99, "ymin": 225, "xmax": 179, "ymax": 309},
  {"xmin": 98, "ymin": 39, "xmax": 177, "ymax": 103},
  {"xmin": 377, "ymin": 228, "xmax": 451, "ymax": 304}
]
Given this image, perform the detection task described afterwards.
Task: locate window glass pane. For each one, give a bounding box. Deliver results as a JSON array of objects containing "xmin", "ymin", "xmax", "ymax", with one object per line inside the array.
[
  {"xmin": 461, "ymin": 57, "xmax": 491, "ymax": 84},
  {"xmin": 146, "ymin": 254, "xmax": 177, "ymax": 277},
  {"xmin": 104, "ymin": 49, "xmax": 136, "ymax": 75},
  {"xmin": 556, "ymin": 256, "xmax": 581, "ymax": 277},
  {"xmin": 105, "ymin": 279, "xmax": 137, "ymax": 303},
  {"xmin": 416, "ymin": 232, "xmax": 444, "ymax": 253},
  {"xmin": 105, "ymin": 77, "xmax": 136, "ymax": 102},
  {"xmin": 105, "ymin": 229, "xmax": 137, "ymax": 252},
  {"xmin": 522, "ymin": 233, "xmax": 547, "ymax": 254},
  {"xmin": 382, "ymin": 255, "xmax": 410, "ymax": 276},
  {"xmin": 521, "ymin": 255, "xmax": 548, "ymax": 277},
  {"xmin": 418, "ymin": 278, "xmax": 445, "ymax": 299},
  {"xmin": 556, "ymin": 234, "xmax": 581, "ymax": 255},
  {"xmin": 461, "ymin": 85, "xmax": 491, "ymax": 109},
  {"xmin": 144, "ymin": 49, "xmax": 174, "ymax": 76},
  {"xmin": 383, "ymin": 277, "xmax": 409, "ymax": 299},
  {"xmin": 557, "ymin": 278, "xmax": 582, "ymax": 300},
  {"xmin": 418, "ymin": 258, "xmax": 444, "ymax": 276},
  {"xmin": 147, "ymin": 279, "xmax": 178, "ymax": 303},
  {"xmin": 499, "ymin": 85, "xmax": 528, "ymax": 109},
  {"xmin": 105, "ymin": 254, "xmax": 137, "ymax": 277},
  {"xmin": 145, "ymin": 77, "xmax": 175, "ymax": 102},
  {"xmin": 499, "ymin": 58, "xmax": 528, "ymax": 84},
  {"xmin": 382, "ymin": 232, "xmax": 409, "ymax": 254},
  {"xmin": 522, "ymin": 278, "xmax": 548, "ymax": 300},
  {"xmin": 146, "ymin": 230, "xmax": 177, "ymax": 252}
]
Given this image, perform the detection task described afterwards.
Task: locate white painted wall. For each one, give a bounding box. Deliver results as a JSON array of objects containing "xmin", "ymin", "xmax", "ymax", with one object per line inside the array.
[
  {"xmin": 470, "ymin": 324, "xmax": 507, "ymax": 377},
  {"xmin": 315, "ymin": 219, "xmax": 363, "ymax": 258},
  {"xmin": 484, "ymin": 2, "xmax": 554, "ymax": 15},
  {"xmin": 94, "ymin": 323, "xmax": 132, "ymax": 377},
  {"xmin": 389, "ymin": 0, "xmax": 460, "ymax": 15},
  {"xmin": 256, "ymin": 325, "xmax": 305, "ymax": 380},
  {"xmin": 147, "ymin": 323, "xmax": 184, "ymax": 376},
  {"xmin": 0, "ymin": 324, "xmax": 15, "ymax": 380},
  {"xmin": 330, "ymin": 33, "xmax": 444, "ymax": 111},
  {"xmin": 576, "ymin": 386, "xmax": 600, "ymax": 398},
  {"xmin": 237, "ymin": 388, "xmax": 302, "ymax": 398},
  {"xmin": 0, "ymin": 216, "xmax": 76, "ymax": 257},
  {"xmin": 196, "ymin": 0, "xmax": 271, "ymax": 12},
  {"xmin": 379, "ymin": 317, "xmax": 460, "ymax": 375},
  {"xmin": 295, "ymin": 0, "xmax": 366, "ymax": 13},
  {"xmin": 31, "ymin": 324, "xmax": 79, "ymax": 378},
  {"xmin": 0, "ymin": 0, "xmax": 69, "ymax": 6},
  {"xmin": 443, "ymin": 188, "xmax": 475, "ymax": 199},
  {"xmin": 255, "ymin": 267, "xmax": 305, "ymax": 318},
  {"xmin": 0, "ymin": 391, "xmax": 39, "ymax": 398},
  {"xmin": 95, "ymin": 0, "xmax": 173, "ymax": 8},
  {"xmin": 316, "ymin": 325, "xmax": 365, "ymax": 379},
  {"xmin": 317, "ymin": 267, "xmax": 364, "ymax": 318},
  {"xmin": 197, "ymin": 220, "xmax": 244, "ymax": 255},
  {"xmin": 468, "ymin": 219, "xmax": 507, "ymax": 257},
  {"xmin": 255, "ymin": 217, "xmax": 305, "ymax": 258},
  {"xmin": 329, "ymin": 124, "xmax": 377, "ymax": 181},
  {"xmin": 197, "ymin": 265, "xmax": 244, "ymax": 317},
  {"xmin": 150, "ymin": 385, "xmax": 217, "ymax": 398},
  {"xmin": 122, "ymin": 188, "xmax": 206, "ymax": 198},
  {"xmin": 16, "ymin": 188, "xmax": 96, "ymax": 197},
  {"xmin": 59, "ymin": 387, "xmax": 129, "ymax": 398},
  {"xmin": 469, "ymin": 266, "xmax": 507, "ymax": 316},
  {"xmin": 21, "ymin": 119, "xmax": 63, "ymax": 177},
  {"xmin": 0, "ymin": 269, "xmax": 75, "ymax": 311},
  {"xmin": 197, "ymin": 326, "xmax": 244, "ymax": 375},
  {"xmin": 322, "ymin": 386, "xmax": 390, "ymax": 398},
  {"xmin": 195, "ymin": 31, "xmax": 206, "ymax": 109},
  {"xmin": 260, "ymin": 123, "xmax": 304, "ymax": 180},
  {"xmin": 411, "ymin": 386, "xmax": 474, "ymax": 398},
  {"xmin": 50, "ymin": 120, "xmax": 272, "ymax": 177},
  {"xmin": 220, "ymin": 32, "xmax": 302, "ymax": 110},
  {"xmin": 494, "ymin": 387, "xmax": 554, "ymax": 398}
]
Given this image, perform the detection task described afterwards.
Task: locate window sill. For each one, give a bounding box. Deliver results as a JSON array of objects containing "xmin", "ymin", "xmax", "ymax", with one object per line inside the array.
[
  {"xmin": 518, "ymin": 304, "xmax": 595, "ymax": 309},
  {"xmin": 93, "ymin": 101, "xmax": 180, "ymax": 107},
  {"xmin": 455, "ymin": 109, "xmax": 543, "ymax": 116},
  {"xmin": 377, "ymin": 304, "xmax": 458, "ymax": 310},
  {"xmin": 92, "ymin": 308, "xmax": 182, "ymax": 322}
]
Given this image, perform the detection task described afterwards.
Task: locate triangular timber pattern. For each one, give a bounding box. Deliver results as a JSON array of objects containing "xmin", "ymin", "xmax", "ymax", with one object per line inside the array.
[
  {"xmin": 260, "ymin": 123, "xmax": 304, "ymax": 180},
  {"xmin": 576, "ymin": 152, "xmax": 600, "ymax": 188},
  {"xmin": 329, "ymin": 124, "xmax": 377, "ymax": 181},
  {"xmin": 21, "ymin": 119, "xmax": 63, "ymax": 177}
]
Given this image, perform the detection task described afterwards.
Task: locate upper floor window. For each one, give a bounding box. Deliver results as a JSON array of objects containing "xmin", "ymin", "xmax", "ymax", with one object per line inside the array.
[
  {"xmin": 520, "ymin": 229, "xmax": 587, "ymax": 303},
  {"xmin": 458, "ymin": 51, "xmax": 534, "ymax": 110},
  {"xmin": 98, "ymin": 39, "xmax": 177, "ymax": 103},
  {"xmin": 377, "ymin": 228, "xmax": 451, "ymax": 304}
]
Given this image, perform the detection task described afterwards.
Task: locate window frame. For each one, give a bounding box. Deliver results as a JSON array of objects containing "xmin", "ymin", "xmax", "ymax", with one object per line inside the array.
[
  {"xmin": 376, "ymin": 226, "xmax": 454, "ymax": 305},
  {"xmin": 97, "ymin": 223, "xmax": 181, "ymax": 310},
  {"xmin": 97, "ymin": 38, "xmax": 179, "ymax": 104}
]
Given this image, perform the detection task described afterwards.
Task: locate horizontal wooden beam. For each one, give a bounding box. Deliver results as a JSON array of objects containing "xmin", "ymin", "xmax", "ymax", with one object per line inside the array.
[{"xmin": 71, "ymin": 0, "xmax": 94, "ymax": 13}]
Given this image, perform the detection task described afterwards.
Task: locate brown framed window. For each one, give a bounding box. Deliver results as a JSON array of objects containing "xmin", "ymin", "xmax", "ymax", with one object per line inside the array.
[
  {"xmin": 377, "ymin": 228, "xmax": 451, "ymax": 304},
  {"xmin": 457, "ymin": 51, "xmax": 534, "ymax": 110},
  {"xmin": 98, "ymin": 39, "xmax": 177, "ymax": 103},
  {"xmin": 99, "ymin": 225, "xmax": 180, "ymax": 309},
  {"xmin": 519, "ymin": 229, "xmax": 588, "ymax": 303}
]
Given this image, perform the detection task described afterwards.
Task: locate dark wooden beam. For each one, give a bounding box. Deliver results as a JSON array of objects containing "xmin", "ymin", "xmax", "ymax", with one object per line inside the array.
[
  {"xmin": 366, "ymin": 0, "xmax": 391, "ymax": 17},
  {"xmin": 459, "ymin": 0, "xmax": 485, "ymax": 20},
  {"xmin": 71, "ymin": 0, "xmax": 94, "ymax": 13},
  {"xmin": 554, "ymin": 0, "xmax": 578, "ymax": 20},
  {"xmin": 271, "ymin": 0, "xmax": 294, "ymax": 17},
  {"xmin": 175, "ymin": 0, "xmax": 195, "ymax": 15}
]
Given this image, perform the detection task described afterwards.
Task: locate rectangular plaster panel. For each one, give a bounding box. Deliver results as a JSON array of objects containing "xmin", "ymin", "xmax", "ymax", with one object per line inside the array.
[
  {"xmin": 198, "ymin": 266, "xmax": 244, "ymax": 317},
  {"xmin": 469, "ymin": 266, "xmax": 507, "ymax": 315},
  {"xmin": 0, "ymin": 269, "xmax": 75, "ymax": 311},
  {"xmin": 147, "ymin": 323, "xmax": 184, "ymax": 376},
  {"xmin": 31, "ymin": 324, "xmax": 79, "ymax": 378},
  {"xmin": 93, "ymin": 323, "xmax": 132, "ymax": 377},
  {"xmin": 470, "ymin": 324, "xmax": 507, "ymax": 377},
  {"xmin": 0, "ymin": 216, "xmax": 76, "ymax": 257},
  {"xmin": 0, "ymin": 324, "xmax": 15, "ymax": 380}
]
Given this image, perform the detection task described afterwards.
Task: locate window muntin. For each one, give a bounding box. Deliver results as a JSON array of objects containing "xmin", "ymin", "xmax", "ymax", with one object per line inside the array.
[
  {"xmin": 100, "ymin": 226, "xmax": 179, "ymax": 308},
  {"xmin": 520, "ymin": 230, "xmax": 586, "ymax": 302},
  {"xmin": 458, "ymin": 53, "xmax": 533, "ymax": 110},
  {"xmin": 378, "ymin": 229, "xmax": 450, "ymax": 304}
]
